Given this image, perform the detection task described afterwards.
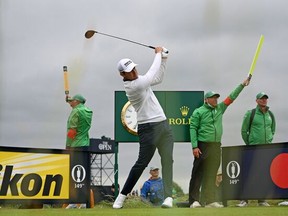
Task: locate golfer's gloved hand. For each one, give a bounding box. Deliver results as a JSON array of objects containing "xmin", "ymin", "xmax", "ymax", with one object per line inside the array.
[{"xmin": 162, "ymin": 47, "xmax": 169, "ymax": 58}]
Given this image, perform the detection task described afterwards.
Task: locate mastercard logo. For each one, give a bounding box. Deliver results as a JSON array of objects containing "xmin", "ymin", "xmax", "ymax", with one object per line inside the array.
[{"xmin": 270, "ymin": 153, "xmax": 288, "ymax": 189}]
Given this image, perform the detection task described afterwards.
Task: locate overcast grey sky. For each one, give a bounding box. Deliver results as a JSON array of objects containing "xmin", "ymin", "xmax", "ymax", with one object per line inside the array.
[{"xmin": 1, "ymin": 0, "xmax": 287, "ymax": 193}]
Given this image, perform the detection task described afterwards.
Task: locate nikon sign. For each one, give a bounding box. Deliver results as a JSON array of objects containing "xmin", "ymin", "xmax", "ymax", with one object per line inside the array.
[
  {"xmin": 115, "ymin": 91, "xmax": 204, "ymax": 142},
  {"xmin": 0, "ymin": 147, "xmax": 91, "ymax": 206},
  {"xmin": 0, "ymin": 151, "xmax": 69, "ymax": 199}
]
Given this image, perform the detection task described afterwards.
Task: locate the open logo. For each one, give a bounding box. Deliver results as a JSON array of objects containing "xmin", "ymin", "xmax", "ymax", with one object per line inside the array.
[
  {"xmin": 226, "ymin": 161, "xmax": 240, "ymax": 179},
  {"xmin": 71, "ymin": 165, "xmax": 86, "ymax": 183}
]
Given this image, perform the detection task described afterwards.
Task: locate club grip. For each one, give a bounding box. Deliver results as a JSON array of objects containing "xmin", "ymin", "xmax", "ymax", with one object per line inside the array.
[{"xmin": 149, "ymin": 46, "xmax": 169, "ymax": 53}]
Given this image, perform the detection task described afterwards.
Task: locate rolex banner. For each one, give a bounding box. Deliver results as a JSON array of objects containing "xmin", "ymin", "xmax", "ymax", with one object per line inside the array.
[
  {"xmin": 115, "ymin": 91, "xmax": 204, "ymax": 142},
  {"xmin": 0, "ymin": 147, "xmax": 90, "ymax": 205}
]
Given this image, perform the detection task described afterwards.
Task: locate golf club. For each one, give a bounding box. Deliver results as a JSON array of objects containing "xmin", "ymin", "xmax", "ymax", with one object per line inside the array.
[{"xmin": 85, "ymin": 30, "xmax": 168, "ymax": 53}]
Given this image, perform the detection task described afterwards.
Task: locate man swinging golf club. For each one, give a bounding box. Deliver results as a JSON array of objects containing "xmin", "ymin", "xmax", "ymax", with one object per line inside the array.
[{"xmin": 113, "ymin": 46, "xmax": 174, "ymax": 209}]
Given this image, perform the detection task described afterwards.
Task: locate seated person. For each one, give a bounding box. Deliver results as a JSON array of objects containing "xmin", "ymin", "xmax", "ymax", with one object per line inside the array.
[{"xmin": 140, "ymin": 166, "xmax": 164, "ymax": 206}]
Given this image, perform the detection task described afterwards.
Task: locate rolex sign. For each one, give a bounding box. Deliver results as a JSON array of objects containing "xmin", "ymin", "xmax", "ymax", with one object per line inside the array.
[{"xmin": 115, "ymin": 91, "xmax": 204, "ymax": 142}]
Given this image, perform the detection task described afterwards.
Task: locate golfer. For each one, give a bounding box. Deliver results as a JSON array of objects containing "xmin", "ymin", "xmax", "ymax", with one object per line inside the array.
[{"xmin": 113, "ymin": 47, "xmax": 174, "ymax": 209}]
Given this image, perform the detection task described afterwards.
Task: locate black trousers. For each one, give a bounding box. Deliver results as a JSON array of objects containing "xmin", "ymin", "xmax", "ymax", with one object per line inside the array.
[
  {"xmin": 121, "ymin": 120, "xmax": 174, "ymax": 198},
  {"xmin": 189, "ymin": 142, "xmax": 221, "ymax": 205}
]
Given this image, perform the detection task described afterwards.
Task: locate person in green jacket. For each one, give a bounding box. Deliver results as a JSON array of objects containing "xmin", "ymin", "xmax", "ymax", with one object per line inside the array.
[
  {"xmin": 237, "ymin": 92, "xmax": 276, "ymax": 207},
  {"xmin": 241, "ymin": 92, "xmax": 275, "ymax": 145},
  {"xmin": 65, "ymin": 94, "xmax": 93, "ymax": 209},
  {"xmin": 189, "ymin": 78, "xmax": 250, "ymax": 208},
  {"xmin": 66, "ymin": 94, "xmax": 93, "ymax": 149}
]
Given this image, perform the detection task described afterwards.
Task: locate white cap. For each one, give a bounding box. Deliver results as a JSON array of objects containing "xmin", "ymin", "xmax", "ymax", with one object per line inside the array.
[
  {"xmin": 117, "ymin": 58, "xmax": 137, "ymax": 72},
  {"xmin": 150, "ymin": 166, "xmax": 159, "ymax": 171}
]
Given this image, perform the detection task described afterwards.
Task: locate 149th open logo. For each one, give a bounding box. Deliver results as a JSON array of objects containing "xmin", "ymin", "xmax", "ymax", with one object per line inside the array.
[
  {"xmin": 226, "ymin": 161, "xmax": 240, "ymax": 185},
  {"xmin": 71, "ymin": 165, "xmax": 86, "ymax": 188}
]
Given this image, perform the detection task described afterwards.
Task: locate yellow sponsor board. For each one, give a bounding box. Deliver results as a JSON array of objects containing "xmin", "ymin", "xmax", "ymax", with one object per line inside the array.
[{"xmin": 0, "ymin": 151, "xmax": 69, "ymax": 199}]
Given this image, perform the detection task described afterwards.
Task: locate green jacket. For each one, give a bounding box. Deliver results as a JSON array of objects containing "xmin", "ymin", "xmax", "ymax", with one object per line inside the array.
[
  {"xmin": 66, "ymin": 103, "xmax": 93, "ymax": 147},
  {"xmin": 241, "ymin": 105, "xmax": 276, "ymax": 145},
  {"xmin": 190, "ymin": 84, "xmax": 245, "ymax": 148}
]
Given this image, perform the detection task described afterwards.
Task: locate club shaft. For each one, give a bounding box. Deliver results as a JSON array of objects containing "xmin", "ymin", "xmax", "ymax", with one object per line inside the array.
[{"xmin": 96, "ymin": 31, "xmax": 155, "ymax": 50}]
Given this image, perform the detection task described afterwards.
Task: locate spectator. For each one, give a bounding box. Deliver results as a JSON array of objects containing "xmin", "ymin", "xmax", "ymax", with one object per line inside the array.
[
  {"xmin": 140, "ymin": 166, "xmax": 164, "ymax": 206},
  {"xmin": 237, "ymin": 92, "xmax": 275, "ymax": 207}
]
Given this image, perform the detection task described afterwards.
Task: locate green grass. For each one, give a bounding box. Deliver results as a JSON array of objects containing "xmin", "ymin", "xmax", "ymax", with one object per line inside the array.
[
  {"xmin": 0, "ymin": 206, "xmax": 288, "ymax": 216},
  {"xmin": 0, "ymin": 198, "xmax": 287, "ymax": 216}
]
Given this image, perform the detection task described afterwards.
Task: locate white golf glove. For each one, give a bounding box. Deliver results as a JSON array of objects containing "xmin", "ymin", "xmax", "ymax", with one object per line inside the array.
[{"xmin": 162, "ymin": 47, "xmax": 169, "ymax": 58}]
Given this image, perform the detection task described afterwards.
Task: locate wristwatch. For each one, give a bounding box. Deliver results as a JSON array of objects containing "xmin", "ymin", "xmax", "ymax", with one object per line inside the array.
[{"xmin": 121, "ymin": 101, "xmax": 138, "ymax": 135}]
